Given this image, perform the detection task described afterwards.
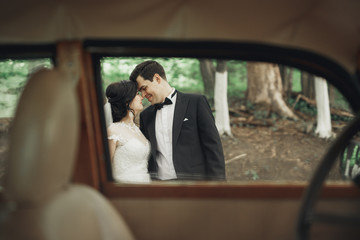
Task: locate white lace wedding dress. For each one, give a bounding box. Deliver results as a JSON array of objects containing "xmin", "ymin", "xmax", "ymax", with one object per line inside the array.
[{"xmin": 108, "ymin": 122, "xmax": 151, "ymax": 183}]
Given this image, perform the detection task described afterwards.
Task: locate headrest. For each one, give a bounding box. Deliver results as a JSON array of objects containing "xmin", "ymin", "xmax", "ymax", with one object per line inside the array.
[{"xmin": 4, "ymin": 68, "xmax": 79, "ymax": 203}]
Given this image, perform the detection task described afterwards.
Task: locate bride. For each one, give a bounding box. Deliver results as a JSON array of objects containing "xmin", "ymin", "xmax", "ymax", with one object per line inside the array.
[{"xmin": 104, "ymin": 80, "xmax": 151, "ymax": 183}]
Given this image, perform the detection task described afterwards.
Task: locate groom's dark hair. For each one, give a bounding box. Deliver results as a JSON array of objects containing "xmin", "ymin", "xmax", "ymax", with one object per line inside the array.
[{"xmin": 130, "ymin": 60, "xmax": 167, "ymax": 83}]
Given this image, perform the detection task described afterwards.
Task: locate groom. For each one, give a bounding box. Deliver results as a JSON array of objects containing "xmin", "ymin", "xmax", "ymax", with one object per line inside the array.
[{"xmin": 130, "ymin": 60, "xmax": 226, "ymax": 181}]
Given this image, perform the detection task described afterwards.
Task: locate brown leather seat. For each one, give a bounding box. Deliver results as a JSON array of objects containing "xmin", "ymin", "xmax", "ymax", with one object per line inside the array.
[{"xmin": 0, "ymin": 68, "xmax": 134, "ymax": 240}]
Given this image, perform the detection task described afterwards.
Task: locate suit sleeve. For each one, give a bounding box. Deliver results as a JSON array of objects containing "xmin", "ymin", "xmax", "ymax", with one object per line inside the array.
[
  {"xmin": 139, "ymin": 112, "xmax": 146, "ymax": 137},
  {"xmin": 139, "ymin": 111, "xmax": 157, "ymax": 177},
  {"xmin": 197, "ymin": 95, "xmax": 226, "ymax": 180}
]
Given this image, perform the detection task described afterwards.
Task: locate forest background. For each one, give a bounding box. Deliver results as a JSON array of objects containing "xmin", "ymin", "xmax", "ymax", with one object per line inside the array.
[{"xmin": 0, "ymin": 58, "xmax": 356, "ymax": 183}]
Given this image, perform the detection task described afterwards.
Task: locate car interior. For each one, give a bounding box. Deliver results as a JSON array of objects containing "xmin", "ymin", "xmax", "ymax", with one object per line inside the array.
[{"xmin": 0, "ymin": 1, "xmax": 360, "ymax": 239}]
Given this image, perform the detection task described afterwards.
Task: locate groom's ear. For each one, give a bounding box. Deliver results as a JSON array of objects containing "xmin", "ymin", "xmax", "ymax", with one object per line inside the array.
[{"xmin": 153, "ymin": 73, "xmax": 161, "ymax": 84}]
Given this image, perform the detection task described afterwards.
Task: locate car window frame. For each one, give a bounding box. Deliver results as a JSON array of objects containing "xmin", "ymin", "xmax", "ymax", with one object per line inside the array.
[{"xmin": 85, "ymin": 39, "xmax": 360, "ymax": 199}]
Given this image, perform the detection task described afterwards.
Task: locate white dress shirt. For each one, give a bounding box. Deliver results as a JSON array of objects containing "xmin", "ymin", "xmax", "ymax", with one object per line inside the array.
[{"xmin": 155, "ymin": 88, "xmax": 177, "ymax": 180}]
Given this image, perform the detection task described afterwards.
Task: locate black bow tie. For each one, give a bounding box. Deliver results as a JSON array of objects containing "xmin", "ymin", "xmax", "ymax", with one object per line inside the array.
[
  {"xmin": 154, "ymin": 90, "xmax": 177, "ymax": 110},
  {"xmin": 154, "ymin": 97, "xmax": 172, "ymax": 110}
]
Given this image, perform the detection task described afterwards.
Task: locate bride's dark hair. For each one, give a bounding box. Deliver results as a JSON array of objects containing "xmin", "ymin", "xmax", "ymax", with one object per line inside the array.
[{"xmin": 105, "ymin": 80, "xmax": 137, "ymax": 123}]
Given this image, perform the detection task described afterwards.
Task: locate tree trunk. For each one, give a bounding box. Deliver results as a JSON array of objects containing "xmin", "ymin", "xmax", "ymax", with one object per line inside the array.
[
  {"xmin": 279, "ymin": 65, "xmax": 293, "ymax": 100},
  {"xmin": 214, "ymin": 60, "xmax": 232, "ymax": 136},
  {"xmin": 199, "ymin": 59, "xmax": 215, "ymax": 104},
  {"xmin": 328, "ymin": 84, "xmax": 336, "ymax": 106},
  {"xmin": 246, "ymin": 62, "xmax": 297, "ymax": 119},
  {"xmin": 301, "ymin": 71, "xmax": 315, "ymax": 99},
  {"xmin": 314, "ymin": 76, "xmax": 333, "ymax": 138}
]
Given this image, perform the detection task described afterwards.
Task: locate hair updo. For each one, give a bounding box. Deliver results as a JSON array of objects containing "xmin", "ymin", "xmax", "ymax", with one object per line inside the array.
[{"xmin": 105, "ymin": 80, "xmax": 137, "ymax": 123}]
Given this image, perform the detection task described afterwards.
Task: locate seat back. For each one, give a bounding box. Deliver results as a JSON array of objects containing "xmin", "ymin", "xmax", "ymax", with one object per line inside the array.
[{"xmin": 0, "ymin": 68, "xmax": 134, "ymax": 240}]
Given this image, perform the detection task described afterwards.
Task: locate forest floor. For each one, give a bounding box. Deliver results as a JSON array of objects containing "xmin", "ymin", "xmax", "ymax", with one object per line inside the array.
[{"xmin": 221, "ymin": 106, "xmax": 351, "ymax": 183}]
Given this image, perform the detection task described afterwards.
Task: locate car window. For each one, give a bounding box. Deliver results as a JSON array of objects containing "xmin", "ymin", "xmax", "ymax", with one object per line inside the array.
[{"xmin": 99, "ymin": 56, "xmax": 356, "ymax": 184}]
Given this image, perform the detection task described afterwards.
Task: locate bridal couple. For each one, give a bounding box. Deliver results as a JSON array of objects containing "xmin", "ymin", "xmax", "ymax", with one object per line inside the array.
[{"xmin": 105, "ymin": 60, "xmax": 226, "ymax": 183}]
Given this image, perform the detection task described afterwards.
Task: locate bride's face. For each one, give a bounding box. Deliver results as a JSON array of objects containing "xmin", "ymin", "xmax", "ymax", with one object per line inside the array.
[{"xmin": 130, "ymin": 93, "xmax": 144, "ymax": 113}]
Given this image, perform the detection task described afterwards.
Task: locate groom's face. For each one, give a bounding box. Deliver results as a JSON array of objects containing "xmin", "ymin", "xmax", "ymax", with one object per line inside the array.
[{"xmin": 136, "ymin": 74, "xmax": 162, "ymax": 105}]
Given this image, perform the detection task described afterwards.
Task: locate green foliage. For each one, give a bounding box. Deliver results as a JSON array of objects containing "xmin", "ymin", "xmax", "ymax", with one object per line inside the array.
[
  {"xmin": 101, "ymin": 57, "xmax": 352, "ymax": 123},
  {"xmin": 245, "ymin": 100, "xmax": 255, "ymax": 110},
  {"xmin": 0, "ymin": 59, "xmax": 51, "ymax": 118},
  {"xmin": 101, "ymin": 57, "xmax": 203, "ymax": 93},
  {"xmin": 101, "ymin": 57, "xmax": 249, "ymax": 97},
  {"xmin": 341, "ymin": 144, "xmax": 360, "ymax": 169},
  {"xmin": 253, "ymin": 110, "xmax": 269, "ymax": 119},
  {"xmin": 288, "ymin": 97, "xmax": 317, "ymax": 117},
  {"xmin": 292, "ymin": 69, "xmax": 302, "ymax": 92},
  {"xmin": 245, "ymin": 169, "xmax": 260, "ymax": 180},
  {"xmin": 227, "ymin": 60, "xmax": 247, "ymax": 97},
  {"xmin": 330, "ymin": 86, "xmax": 352, "ymax": 112},
  {"xmin": 287, "ymin": 90, "xmax": 353, "ymax": 122}
]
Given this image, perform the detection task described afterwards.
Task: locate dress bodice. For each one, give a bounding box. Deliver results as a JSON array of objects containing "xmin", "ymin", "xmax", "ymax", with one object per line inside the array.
[{"xmin": 108, "ymin": 122, "xmax": 151, "ymax": 183}]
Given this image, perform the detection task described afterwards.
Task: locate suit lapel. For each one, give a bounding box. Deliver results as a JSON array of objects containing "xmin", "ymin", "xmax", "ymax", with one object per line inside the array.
[{"xmin": 173, "ymin": 92, "xmax": 188, "ymax": 146}]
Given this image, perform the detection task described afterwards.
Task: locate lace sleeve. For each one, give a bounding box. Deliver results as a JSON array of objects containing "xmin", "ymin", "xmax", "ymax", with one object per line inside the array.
[{"xmin": 108, "ymin": 135, "xmax": 126, "ymax": 146}]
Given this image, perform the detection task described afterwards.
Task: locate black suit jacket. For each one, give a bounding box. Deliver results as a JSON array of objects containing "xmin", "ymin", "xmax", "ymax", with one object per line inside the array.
[{"xmin": 139, "ymin": 91, "xmax": 226, "ymax": 180}]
